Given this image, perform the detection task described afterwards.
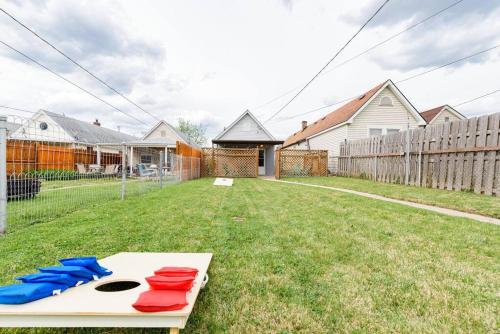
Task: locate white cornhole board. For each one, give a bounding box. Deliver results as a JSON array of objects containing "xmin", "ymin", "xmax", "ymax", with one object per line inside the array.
[
  {"xmin": 213, "ymin": 178, "xmax": 233, "ymax": 186},
  {"xmin": 0, "ymin": 252, "xmax": 213, "ymax": 334}
]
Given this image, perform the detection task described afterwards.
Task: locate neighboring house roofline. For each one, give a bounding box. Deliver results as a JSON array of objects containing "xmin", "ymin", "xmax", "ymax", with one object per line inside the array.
[
  {"xmin": 282, "ymin": 79, "xmax": 425, "ymax": 148},
  {"xmin": 142, "ymin": 120, "xmax": 200, "ymax": 147},
  {"xmin": 307, "ymin": 122, "xmax": 348, "ymax": 141},
  {"xmin": 420, "ymin": 105, "xmax": 467, "ymax": 125},
  {"xmin": 213, "ymin": 109, "xmax": 277, "ymax": 142}
]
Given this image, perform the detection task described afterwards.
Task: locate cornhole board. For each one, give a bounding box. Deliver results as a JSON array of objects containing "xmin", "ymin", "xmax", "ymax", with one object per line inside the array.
[
  {"xmin": 0, "ymin": 252, "xmax": 213, "ymax": 334},
  {"xmin": 213, "ymin": 178, "xmax": 233, "ymax": 186}
]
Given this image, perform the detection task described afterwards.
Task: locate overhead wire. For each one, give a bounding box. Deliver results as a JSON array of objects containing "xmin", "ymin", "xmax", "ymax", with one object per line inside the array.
[
  {"xmin": 253, "ymin": 0, "xmax": 467, "ymax": 114},
  {"xmin": 0, "ymin": 40, "xmax": 150, "ymax": 127},
  {"xmin": 275, "ymin": 43, "xmax": 500, "ymax": 122},
  {"xmin": 263, "ymin": 0, "xmax": 391, "ymax": 123},
  {"xmin": 0, "ymin": 7, "xmax": 161, "ymax": 122}
]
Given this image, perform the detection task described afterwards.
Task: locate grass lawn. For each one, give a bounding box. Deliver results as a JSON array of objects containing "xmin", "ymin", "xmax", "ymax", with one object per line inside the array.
[
  {"xmin": 6, "ymin": 176, "xmax": 177, "ymax": 232},
  {"xmin": 287, "ymin": 176, "xmax": 500, "ymax": 219},
  {"xmin": 0, "ymin": 178, "xmax": 498, "ymax": 333}
]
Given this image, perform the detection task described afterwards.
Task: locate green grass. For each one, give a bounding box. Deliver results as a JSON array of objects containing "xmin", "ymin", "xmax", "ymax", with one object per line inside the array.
[
  {"xmin": 7, "ymin": 177, "xmax": 177, "ymax": 232},
  {"xmin": 0, "ymin": 178, "xmax": 498, "ymax": 333},
  {"xmin": 286, "ymin": 176, "xmax": 500, "ymax": 219}
]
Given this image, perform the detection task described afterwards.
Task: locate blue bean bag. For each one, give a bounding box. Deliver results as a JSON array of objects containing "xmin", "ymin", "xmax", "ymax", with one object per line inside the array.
[
  {"xmin": 16, "ymin": 272, "xmax": 89, "ymax": 287},
  {"xmin": 38, "ymin": 266, "xmax": 98, "ymax": 281},
  {"xmin": 0, "ymin": 282, "xmax": 67, "ymax": 304},
  {"xmin": 59, "ymin": 256, "xmax": 112, "ymax": 278}
]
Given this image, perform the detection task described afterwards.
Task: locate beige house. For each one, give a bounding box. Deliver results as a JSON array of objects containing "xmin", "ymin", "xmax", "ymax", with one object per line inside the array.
[
  {"xmin": 419, "ymin": 105, "xmax": 466, "ymax": 125},
  {"xmin": 282, "ymin": 79, "xmax": 427, "ymax": 172},
  {"xmin": 127, "ymin": 120, "xmax": 196, "ymax": 174}
]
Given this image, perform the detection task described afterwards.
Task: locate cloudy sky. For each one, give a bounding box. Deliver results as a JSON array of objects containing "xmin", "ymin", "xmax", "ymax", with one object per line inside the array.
[{"xmin": 1, "ymin": 0, "xmax": 499, "ymax": 141}]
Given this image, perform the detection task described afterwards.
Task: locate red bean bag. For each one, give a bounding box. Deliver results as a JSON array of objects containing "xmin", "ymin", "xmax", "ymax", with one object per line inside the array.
[
  {"xmin": 145, "ymin": 275, "xmax": 194, "ymax": 291},
  {"xmin": 154, "ymin": 267, "xmax": 198, "ymax": 278},
  {"xmin": 132, "ymin": 290, "xmax": 188, "ymax": 312}
]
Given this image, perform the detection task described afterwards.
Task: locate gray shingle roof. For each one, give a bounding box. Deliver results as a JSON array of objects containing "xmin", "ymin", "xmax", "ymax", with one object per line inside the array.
[
  {"xmin": 44, "ymin": 110, "xmax": 138, "ymax": 144},
  {"xmin": 5, "ymin": 122, "xmax": 21, "ymax": 135}
]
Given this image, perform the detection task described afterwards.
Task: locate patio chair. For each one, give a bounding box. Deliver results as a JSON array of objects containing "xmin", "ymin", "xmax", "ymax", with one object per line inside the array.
[
  {"xmin": 102, "ymin": 164, "xmax": 117, "ymax": 176},
  {"xmin": 76, "ymin": 163, "xmax": 88, "ymax": 174},
  {"xmin": 136, "ymin": 163, "xmax": 155, "ymax": 177}
]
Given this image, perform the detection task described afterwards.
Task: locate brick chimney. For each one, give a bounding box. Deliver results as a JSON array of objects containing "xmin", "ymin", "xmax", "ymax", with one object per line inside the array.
[
  {"xmin": 301, "ymin": 120, "xmax": 307, "ymax": 130},
  {"xmin": 93, "ymin": 119, "xmax": 101, "ymax": 126}
]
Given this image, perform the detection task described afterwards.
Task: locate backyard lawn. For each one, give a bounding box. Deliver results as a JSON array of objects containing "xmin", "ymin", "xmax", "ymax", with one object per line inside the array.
[
  {"xmin": 288, "ymin": 176, "xmax": 500, "ymax": 219},
  {"xmin": 0, "ymin": 178, "xmax": 498, "ymax": 333}
]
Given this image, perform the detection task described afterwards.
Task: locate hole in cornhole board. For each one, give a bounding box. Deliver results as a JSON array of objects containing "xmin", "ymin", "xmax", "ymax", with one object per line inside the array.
[{"xmin": 95, "ymin": 280, "xmax": 141, "ymax": 292}]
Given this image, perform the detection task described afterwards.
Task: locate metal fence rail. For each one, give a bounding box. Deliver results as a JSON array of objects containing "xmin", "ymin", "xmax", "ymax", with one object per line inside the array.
[
  {"xmin": 0, "ymin": 115, "xmax": 200, "ymax": 234},
  {"xmin": 338, "ymin": 112, "xmax": 500, "ymax": 196}
]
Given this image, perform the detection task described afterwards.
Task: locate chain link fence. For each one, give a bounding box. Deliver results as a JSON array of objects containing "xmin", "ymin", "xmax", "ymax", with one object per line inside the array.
[{"xmin": 0, "ymin": 115, "xmax": 200, "ymax": 234}]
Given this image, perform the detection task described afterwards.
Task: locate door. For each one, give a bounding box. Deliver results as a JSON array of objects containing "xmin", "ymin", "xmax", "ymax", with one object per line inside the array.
[{"xmin": 258, "ymin": 149, "xmax": 265, "ymax": 175}]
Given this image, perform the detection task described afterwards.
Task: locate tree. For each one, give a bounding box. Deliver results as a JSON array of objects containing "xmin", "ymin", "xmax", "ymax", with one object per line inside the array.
[{"xmin": 177, "ymin": 118, "xmax": 207, "ymax": 146}]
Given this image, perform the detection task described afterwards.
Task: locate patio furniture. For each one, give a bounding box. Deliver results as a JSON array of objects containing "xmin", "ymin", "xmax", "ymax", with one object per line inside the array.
[
  {"xmin": 76, "ymin": 163, "xmax": 88, "ymax": 174},
  {"xmin": 103, "ymin": 164, "xmax": 118, "ymax": 176},
  {"xmin": 88, "ymin": 164, "xmax": 102, "ymax": 173},
  {"xmin": 136, "ymin": 163, "xmax": 156, "ymax": 177},
  {"xmin": 0, "ymin": 252, "xmax": 213, "ymax": 334}
]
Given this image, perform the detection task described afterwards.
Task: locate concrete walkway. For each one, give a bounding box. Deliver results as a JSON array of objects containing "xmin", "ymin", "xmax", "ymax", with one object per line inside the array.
[{"xmin": 265, "ymin": 179, "xmax": 500, "ymax": 226}]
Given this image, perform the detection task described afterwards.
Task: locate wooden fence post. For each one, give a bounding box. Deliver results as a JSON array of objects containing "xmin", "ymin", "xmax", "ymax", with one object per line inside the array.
[
  {"xmin": 405, "ymin": 127, "xmax": 411, "ymax": 185},
  {"xmin": 0, "ymin": 116, "xmax": 7, "ymax": 235}
]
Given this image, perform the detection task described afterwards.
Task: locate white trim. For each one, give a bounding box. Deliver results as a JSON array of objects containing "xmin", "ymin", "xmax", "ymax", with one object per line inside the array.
[
  {"xmin": 367, "ymin": 127, "xmax": 402, "ymax": 137},
  {"xmin": 213, "ymin": 110, "xmax": 276, "ymax": 141}
]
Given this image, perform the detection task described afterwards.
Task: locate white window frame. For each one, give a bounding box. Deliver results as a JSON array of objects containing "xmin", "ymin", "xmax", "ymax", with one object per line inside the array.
[
  {"xmin": 140, "ymin": 154, "xmax": 152, "ymax": 164},
  {"xmin": 368, "ymin": 128, "xmax": 383, "ymax": 137},
  {"xmin": 367, "ymin": 127, "xmax": 402, "ymax": 137}
]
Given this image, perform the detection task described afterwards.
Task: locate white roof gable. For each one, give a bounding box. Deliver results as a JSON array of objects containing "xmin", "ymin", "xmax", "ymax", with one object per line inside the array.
[
  {"xmin": 214, "ymin": 110, "xmax": 276, "ymax": 141},
  {"xmin": 348, "ymin": 80, "xmax": 426, "ymax": 126}
]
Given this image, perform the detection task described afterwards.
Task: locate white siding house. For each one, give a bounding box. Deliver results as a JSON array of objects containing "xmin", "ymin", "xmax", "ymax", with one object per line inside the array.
[
  {"xmin": 420, "ymin": 105, "xmax": 466, "ymax": 125},
  {"xmin": 212, "ymin": 110, "xmax": 284, "ymax": 176},
  {"xmin": 283, "ymin": 80, "xmax": 427, "ymax": 172}
]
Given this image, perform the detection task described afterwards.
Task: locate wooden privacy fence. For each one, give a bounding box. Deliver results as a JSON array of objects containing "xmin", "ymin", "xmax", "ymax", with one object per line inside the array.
[
  {"xmin": 7, "ymin": 140, "xmax": 121, "ymax": 175},
  {"xmin": 275, "ymin": 149, "xmax": 328, "ymax": 179},
  {"xmin": 175, "ymin": 141, "xmax": 201, "ymax": 180},
  {"xmin": 201, "ymin": 148, "xmax": 258, "ymax": 177},
  {"xmin": 339, "ymin": 112, "xmax": 500, "ymax": 196}
]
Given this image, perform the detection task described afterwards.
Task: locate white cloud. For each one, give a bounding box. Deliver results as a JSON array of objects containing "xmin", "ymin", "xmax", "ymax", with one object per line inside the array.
[{"xmin": 0, "ymin": 0, "xmax": 499, "ymax": 142}]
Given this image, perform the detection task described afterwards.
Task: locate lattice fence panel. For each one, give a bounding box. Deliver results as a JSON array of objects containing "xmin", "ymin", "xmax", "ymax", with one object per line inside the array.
[
  {"xmin": 276, "ymin": 149, "xmax": 328, "ymax": 178},
  {"xmin": 201, "ymin": 148, "xmax": 258, "ymax": 177}
]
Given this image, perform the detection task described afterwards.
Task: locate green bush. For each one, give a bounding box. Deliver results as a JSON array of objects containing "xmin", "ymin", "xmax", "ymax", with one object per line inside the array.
[{"xmin": 24, "ymin": 169, "xmax": 80, "ymax": 181}]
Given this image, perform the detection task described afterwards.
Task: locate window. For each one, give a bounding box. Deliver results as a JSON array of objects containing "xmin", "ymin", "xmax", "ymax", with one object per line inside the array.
[
  {"xmin": 369, "ymin": 128, "xmax": 383, "ymax": 137},
  {"xmin": 160, "ymin": 130, "xmax": 166, "ymax": 137},
  {"xmin": 140, "ymin": 155, "xmax": 152, "ymax": 164},
  {"xmin": 387, "ymin": 129, "xmax": 400, "ymax": 135},
  {"xmin": 258, "ymin": 149, "xmax": 265, "ymax": 167},
  {"xmin": 444, "ymin": 117, "xmax": 450, "ymax": 122},
  {"xmin": 380, "ymin": 96, "xmax": 393, "ymax": 106}
]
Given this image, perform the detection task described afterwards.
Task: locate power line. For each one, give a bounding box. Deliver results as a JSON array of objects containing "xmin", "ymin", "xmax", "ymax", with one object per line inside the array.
[
  {"xmin": 276, "ymin": 43, "xmax": 500, "ymax": 121},
  {"xmin": 0, "ymin": 40, "xmax": 150, "ymax": 126},
  {"xmin": 453, "ymin": 89, "xmax": 500, "ymax": 108},
  {"xmin": 0, "ymin": 7, "xmax": 161, "ymax": 122},
  {"xmin": 0, "ymin": 105, "xmax": 33, "ymax": 114},
  {"xmin": 254, "ymin": 0, "xmax": 465, "ymax": 114},
  {"xmin": 263, "ymin": 0, "xmax": 391, "ymax": 123}
]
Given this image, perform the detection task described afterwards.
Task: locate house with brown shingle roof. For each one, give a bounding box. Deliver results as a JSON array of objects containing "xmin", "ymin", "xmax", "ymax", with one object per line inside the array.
[
  {"xmin": 419, "ymin": 105, "xmax": 466, "ymax": 125},
  {"xmin": 282, "ymin": 79, "xmax": 426, "ymax": 172}
]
